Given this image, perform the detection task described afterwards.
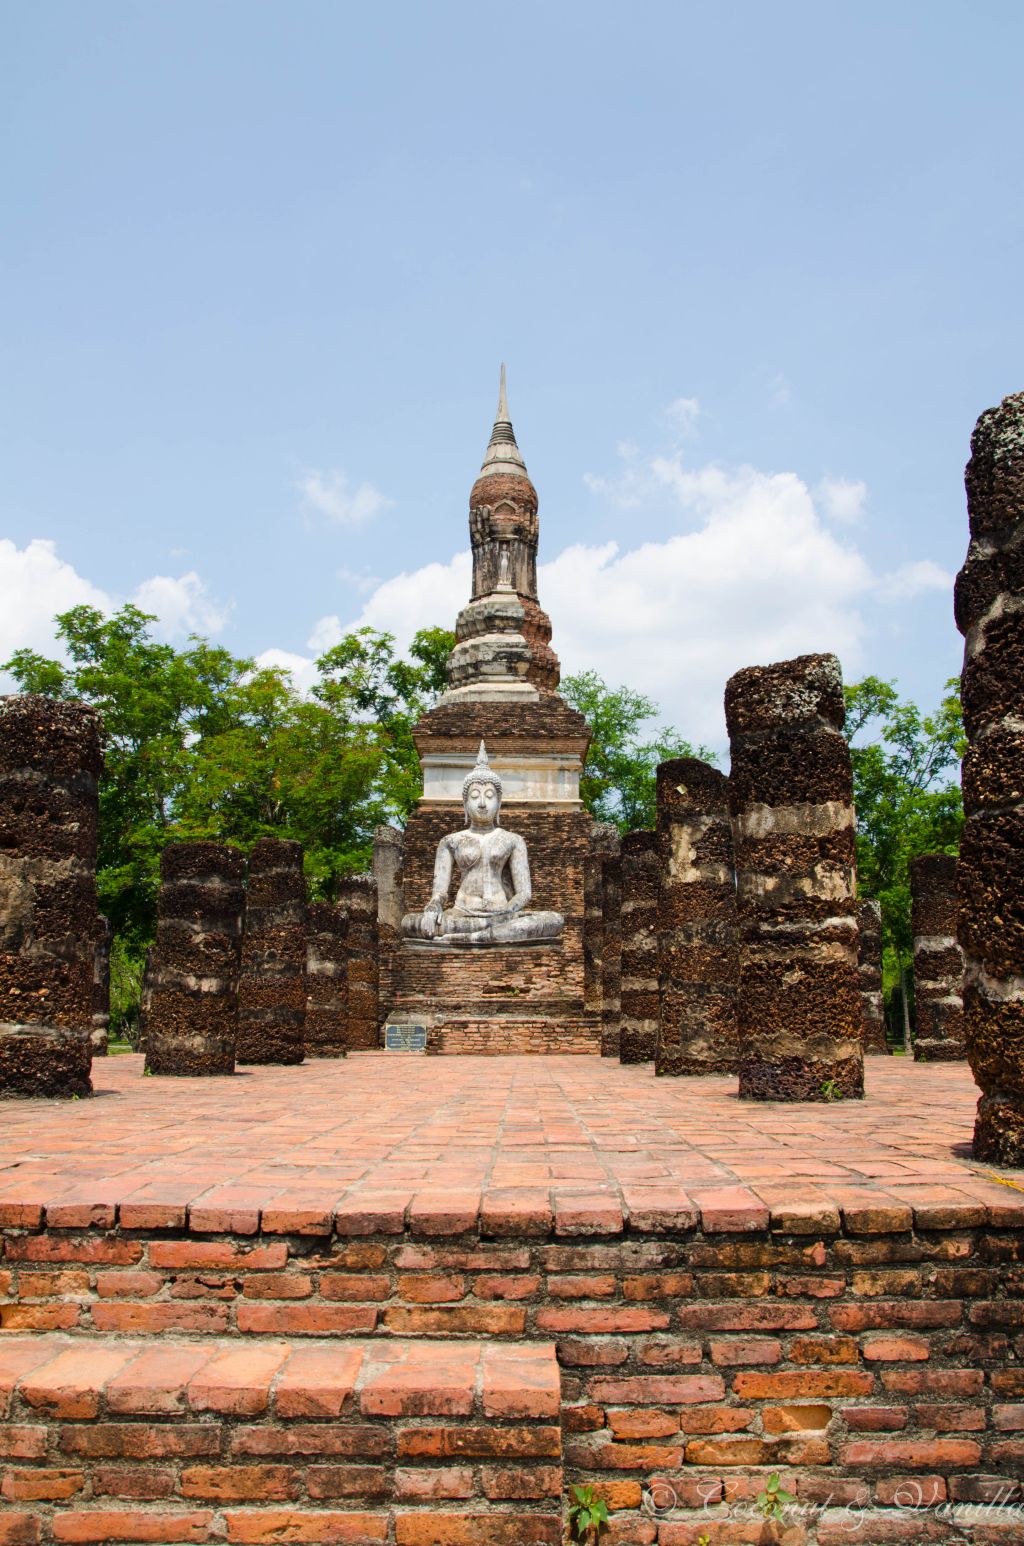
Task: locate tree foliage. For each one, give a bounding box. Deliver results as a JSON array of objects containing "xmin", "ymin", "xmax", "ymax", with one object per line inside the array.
[
  {"xmin": 4, "ymin": 606, "xmax": 454, "ymax": 946},
  {"xmin": 562, "ymin": 669, "xmax": 717, "ymax": 831}
]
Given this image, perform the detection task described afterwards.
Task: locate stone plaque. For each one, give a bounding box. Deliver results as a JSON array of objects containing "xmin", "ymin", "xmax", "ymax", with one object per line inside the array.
[{"xmin": 385, "ymin": 1022, "xmax": 427, "ymax": 1052}]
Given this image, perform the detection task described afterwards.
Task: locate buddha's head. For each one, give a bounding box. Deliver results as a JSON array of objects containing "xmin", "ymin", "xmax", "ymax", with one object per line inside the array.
[{"xmin": 463, "ymin": 741, "xmax": 502, "ymax": 829}]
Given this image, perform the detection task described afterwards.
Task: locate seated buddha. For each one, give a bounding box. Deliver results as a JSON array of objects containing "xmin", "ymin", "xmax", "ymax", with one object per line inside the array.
[{"xmin": 401, "ymin": 743, "xmax": 564, "ymax": 947}]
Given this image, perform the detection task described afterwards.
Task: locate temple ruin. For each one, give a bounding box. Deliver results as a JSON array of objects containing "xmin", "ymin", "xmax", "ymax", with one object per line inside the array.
[{"xmin": 910, "ymin": 852, "xmax": 966, "ymax": 1061}]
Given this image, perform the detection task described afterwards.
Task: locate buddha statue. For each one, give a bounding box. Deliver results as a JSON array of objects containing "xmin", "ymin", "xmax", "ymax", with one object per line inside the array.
[{"xmin": 401, "ymin": 743, "xmax": 564, "ymax": 947}]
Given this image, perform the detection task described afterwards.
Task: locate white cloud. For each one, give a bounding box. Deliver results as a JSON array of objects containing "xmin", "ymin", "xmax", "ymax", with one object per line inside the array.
[
  {"xmin": 665, "ymin": 396, "xmax": 701, "ymax": 436},
  {"xmin": 768, "ymin": 372, "xmax": 794, "ymax": 407},
  {"xmin": 875, "ymin": 559, "xmax": 953, "ymax": 602},
  {"xmin": 299, "ymin": 469, "xmax": 392, "ymax": 528},
  {"xmin": 352, "ymin": 551, "xmax": 472, "ymax": 653},
  {"xmin": 133, "ymin": 572, "xmax": 229, "ymax": 639},
  {"xmin": 252, "ymin": 647, "xmax": 320, "ymax": 696},
  {"xmin": 817, "ymin": 477, "xmax": 867, "ymax": 526},
  {"xmin": 0, "ymin": 539, "xmax": 112, "ymax": 666}
]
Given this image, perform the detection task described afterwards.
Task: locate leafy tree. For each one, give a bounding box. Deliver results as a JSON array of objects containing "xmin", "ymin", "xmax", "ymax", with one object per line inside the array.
[
  {"xmin": 561, "ymin": 669, "xmax": 717, "ymax": 831},
  {"xmin": 843, "ymin": 674, "xmax": 964, "ymax": 1035}
]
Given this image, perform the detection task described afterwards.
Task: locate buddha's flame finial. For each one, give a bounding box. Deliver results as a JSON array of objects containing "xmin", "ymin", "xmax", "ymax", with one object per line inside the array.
[{"xmin": 462, "ymin": 739, "xmax": 503, "ymax": 801}]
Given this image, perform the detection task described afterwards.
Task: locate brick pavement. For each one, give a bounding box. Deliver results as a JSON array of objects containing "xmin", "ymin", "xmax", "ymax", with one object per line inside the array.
[{"xmin": 0, "ymin": 1055, "xmax": 1018, "ymax": 1235}]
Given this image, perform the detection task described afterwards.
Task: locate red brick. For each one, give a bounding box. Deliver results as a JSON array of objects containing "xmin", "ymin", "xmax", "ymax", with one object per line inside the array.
[
  {"xmin": 478, "ymin": 1190, "xmax": 553, "ymax": 1237},
  {"xmin": 762, "ymin": 1403, "xmax": 832, "ymax": 1432},
  {"xmin": 396, "ymin": 1272, "xmax": 466, "ymax": 1303},
  {"xmin": 273, "ymin": 1345, "xmax": 364, "ymax": 1419},
  {"xmin": 394, "ymin": 1466, "xmax": 474, "ymax": 1499},
  {"xmin": 240, "ymin": 1273, "xmax": 313, "ymax": 1300},
  {"xmin": 408, "ymin": 1194, "xmax": 480, "ymax": 1235},
  {"xmin": 306, "ymin": 1466, "xmax": 388, "ymax": 1499},
  {"xmin": 609, "ymin": 1409, "xmax": 679, "ymax": 1438},
  {"xmin": 789, "ymin": 1335, "xmax": 860, "ymax": 1364},
  {"xmin": 685, "ymin": 1437, "xmax": 766, "ymax": 1465},
  {"xmin": 0, "ymin": 1303, "xmax": 80, "ymax": 1331},
  {"xmin": 188, "ymin": 1342, "xmax": 292, "ymax": 1415},
  {"xmin": 676, "ymin": 1303, "xmax": 816, "ymax": 1331},
  {"xmin": 592, "ymin": 1375, "xmax": 725, "ymax": 1404},
  {"xmin": 397, "ymin": 1425, "xmax": 560, "ymax": 1459},
  {"xmin": 106, "ymin": 1345, "xmax": 213, "ymax": 1415},
  {"xmin": 882, "ymin": 1369, "xmax": 983, "ymax": 1396},
  {"xmin": 692, "ymin": 1186, "xmax": 769, "ymax": 1232},
  {"xmin": 830, "ymin": 1301, "xmax": 961, "ymax": 1331},
  {"xmin": 224, "ymin": 1513, "xmax": 388, "ymax": 1542},
  {"xmin": 840, "ymin": 1438, "xmax": 982, "ymax": 1466},
  {"xmin": 20, "ymin": 1343, "xmax": 137, "ymax": 1418},
  {"xmin": 237, "ymin": 1304, "xmax": 377, "ymax": 1335},
  {"xmin": 94, "ymin": 1271, "xmax": 163, "ymax": 1298},
  {"xmin": 2, "ymin": 1467, "xmax": 84, "ymax": 1501},
  {"xmin": 481, "ymin": 1463, "xmax": 562, "ymax": 1498},
  {"xmin": 535, "ymin": 1306, "xmax": 669, "ymax": 1333},
  {"xmin": 0, "ymin": 1517, "xmax": 37, "ymax": 1546},
  {"xmin": 148, "ymin": 1241, "xmax": 287, "ymax": 1270},
  {"xmin": 709, "ymin": 1337, "xmax": 782, "ymax": 1365},
  {"xmin": 92, "ymin": 1465, "xmax": 177, "ymax": 1500},
  {"xmin": 915, "ymin": 1402, "xmax": 986, "ymax": 1431},
  {"xmin": 361, "ymin": 1349, "xmax": 477, "ymax": 1417},
  {"xmin": 6, "ymin": 1237, "xmax": 141, "ymax": 1265},
  {"xmin": 16, "ymin": 1269, "xmax": 90, "ymax": 1296},
  {"xmin": 394, "ymin": 1518, "xmax": 561, "ymax": 1545},
  {"xmin": 58, "ymin": 1424, "xmax": 220, "ymax": 1460},
  {"xmin": 0, "ymin": 1424, "xmax": 47, "ymax": 1459},
  {"xmin": 875, "ymin": 1476, "xmax": 947, "ymax": 1506},
  {"xmin": 678, "ymin": 1407, "xmax": 757, "ymax": 1434},
  {"xmin": 482, "ymin": 1346, "xmax": 560, "ymax": 1418},
  {"xmin": 52, "ymin": 1513, "xmax": 212, "ymax": 1543},
  {"xmin": 92, "ymin": 1302, "xmax": 230, "ymax": 1335},
  {"xmin": 474, "ymin": 1273, "xmax": 539, "ymax": 1299},
  {"xmin": 862, "ymin": 1335, "xmax": 931, "ymax": 1362},
  {"xmin": 547, "ymin": 1273, "xmax": 618, "ymax": 1299},
  {"xmin": 231, "ymin": 1426, "xmax": 387, "ymax": 1459},
  {"xmin": 321, "ymin": 1273, "xmax": 390, "ymax": 1302},
  {"xmin": 383, "ymin": 1305, "xmax": 524, "ymax": 1335},
  {"xmin": 993, "ymin": 1403, "xmax": 1024, "ymax": 1429},
  {"xmin": 552, "ymin": 1195, "xmax": 624, "ymax": 1235},
  {"xmin": 734, "ymin": 1371, "xmax": 873, "ymax": 1399},
  {"xmin": 181, "ymin": 1463, "xmax": 297, "ymax": 1501},
  {"xmin": 842, "ymin": 1406, "xmax": 909, "ymax": 1431},
  {"xmin": 623, "ymin": 1272, "xmax": 694, "ymax": 1300}
]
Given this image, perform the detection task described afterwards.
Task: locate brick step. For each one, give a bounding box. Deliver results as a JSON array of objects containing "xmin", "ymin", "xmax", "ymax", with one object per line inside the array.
[{"xmin": 0, "ymin": 1335, "xmax": 562, "ymax": 1545}]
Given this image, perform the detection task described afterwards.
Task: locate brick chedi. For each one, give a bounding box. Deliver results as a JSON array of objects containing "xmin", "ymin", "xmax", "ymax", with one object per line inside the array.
[
  {"xmin": 338, "ymin": 874, "xmax": 379, "ymax": 1050},
  {"xmin": 655, "ymin": 756, "xmax": 739, "ymax": 1077},
  {"xmin": 384, "ymin": 368, "xmax": 599, "ymax": 1053},
  {"xmin": 910, "ymin": 854, "xmax": 966, "ymax": 1061},
  {"xmin": 618, "ymin": 831, "xmax": 660, "ymax": 1064},
  {"xmin": 237, "ymin": 838, "xmax": 308, "ymax": 1066},
  {"xmin": 727, "ymin": 653, "xmax": 864, "ymax": 1101},
  {"xmin": 142, "ymin": 842, "xmax": 245, "ymax": 1076},
  {"xmin": 0, "ymin": 695, "xmax": 102, "ymax": 1098},
  {"xmin": 304, "ymin": 901, "xmax": 348, "ymax": 1057},
  {"xmin": 955, "ymin": 389, "xmax": 1024, "ymax": 1161},
  {"xmin": 856, "ymin": 898, "xmax": 889, "ymax": 1054}
]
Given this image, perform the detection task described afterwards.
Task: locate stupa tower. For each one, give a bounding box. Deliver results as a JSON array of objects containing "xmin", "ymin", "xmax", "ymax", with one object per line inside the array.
[{"xmin": 374, "ymin": 369, "xmax": 600, "ymax": 1054}]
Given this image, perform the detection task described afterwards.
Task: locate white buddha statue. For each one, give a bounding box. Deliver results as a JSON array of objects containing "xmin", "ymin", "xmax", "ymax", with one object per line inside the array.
[{"xmin": 401, "ymin": 742, "xmax": 564, "ymax": 947}]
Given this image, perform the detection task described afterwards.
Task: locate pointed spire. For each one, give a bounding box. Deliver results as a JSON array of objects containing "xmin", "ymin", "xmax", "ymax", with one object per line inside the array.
[{"xmin": 480, "ymin": 363, "xmax": 529, "ymax": 477}]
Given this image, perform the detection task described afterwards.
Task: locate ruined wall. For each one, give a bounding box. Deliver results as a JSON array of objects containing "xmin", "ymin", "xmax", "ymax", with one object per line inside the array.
[
  {"xmin": 91, "ymin": 916, "xmax": 111, "ymax": 1057},
  {"xmin": 727, "ymin": 653, "xmax": 864, "ymax": 1101},
  {"xmin": 0, "ymin": 695, "xmax": 102, "ymax": 1098},
  {"xmin": 856, "ymin": 899, "xmax": 889, "ymax": 1055},
  {"xmin": 618, "ymin": 831, "xmax": 660, "ymax": 1065},
  {"xmin": 655, "ymin": 756, "xmax": 739, "ymax": 1077},
  {"xmin": 305, "ymin": 902, "xmax": 348, "ymax": 1058},
  {"xmin": 600, "ymin": 850, "xmax": 622, "ymax": 1058},
  {"xmin": 911, "ymin": 854, "xmax": 966, "ymax": 1062},
  {"xmin": 237, "ymin": 838, "xmax": 307, "ymax": 1066},
  {"xmin": 337, "ymin": 874, "xmax": 379, "ymax": 1051},
  {"xmin": 955, "ymin": 389, "xmax": 1024, "ymax": 1161},
  {"xmin": 142, "ymin": 842, "xmax": 245, "ymax": 1077}
]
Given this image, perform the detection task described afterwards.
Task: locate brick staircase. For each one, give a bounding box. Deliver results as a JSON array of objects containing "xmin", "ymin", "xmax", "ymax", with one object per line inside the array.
[{"xmin": 0, "ymin": 1337, "xmax": 562, "ymax": 1543}]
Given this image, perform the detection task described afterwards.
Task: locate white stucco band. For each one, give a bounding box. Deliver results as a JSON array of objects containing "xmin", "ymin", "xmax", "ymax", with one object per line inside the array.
[{"xmin": 420, "ymin": 750, "xmax": 582, "ymax": 805}]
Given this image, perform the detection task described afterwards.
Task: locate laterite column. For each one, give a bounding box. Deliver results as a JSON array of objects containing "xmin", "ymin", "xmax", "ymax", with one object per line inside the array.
[
  {"xmin": 338, "ymin": 875, "xmax": 379, "ymax": 1051},
  {"xmin": 655, "ymin": 757, "xmax": 739, "ymax": 1077},
  {"xmin": 856, "ymin": 900, "xmax": 888, "ymax": 1055},
  {"xmin": 727, "ymin": 653, "xmax": 863, "ymax": 1101},
  {"xmin": 619, "ymin": 831, "xmax": 660, "ymax": 1065},
  {"xmin": 237, "ymin": 838, "xmax": 307, "ymax": 1065},
  {"xmin": 955, "ymin": 389, "xmax": 1024, "ymax": 1160},
  {"xmin": 142, "ymin": 842, "xmax": 244, "ymax": 1076},
  {"xmin": 305, "ymin": 903, "xmax": 348, "ymax": 1058},
  {"xmin": 0, "ymin": 695, "xmax": 102, "ymax": 1098},
  {"xmin": 910, "ymin": 855, "xmax": 965, "ymax": 1061},
  {"xmin": 600, "ymin": 848, "xmax": 622, "ymax": 1058}
]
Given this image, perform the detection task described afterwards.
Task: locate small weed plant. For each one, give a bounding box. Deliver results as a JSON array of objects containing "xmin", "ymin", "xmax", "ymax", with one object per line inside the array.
[
  {"xmin": 756, "ymin": 1471, "xmax": 795, "ymax": 1520},
  {"xmin": 819, "ymin": 1078, "xmax": 841, "ymax": 1102},
  {"xmin": 567, "ymin": 1483, "xmax": 609, "ymax": 1542}
]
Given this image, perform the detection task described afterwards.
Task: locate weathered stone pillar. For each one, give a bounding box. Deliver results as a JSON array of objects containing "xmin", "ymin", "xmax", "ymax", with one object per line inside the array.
[
  {"xmin": 237, "ymin": 839, "xmax": 307, "ymax": 1066},
  {"xmin": 584, "ymin": 823, "xmax": 620, "ymax": 1015},
  {"xmin": 338, "ymin": 874, "xmax": 379, "ymax": 1051},
  {"xmin": 910, "ymin": 855, "xmax": 965, "ymax": 1062},
  {"xmin": 856, "ymin": 900, "xmax": 888, "ymax": 1055},
  {"xmin": 655, "ymin": 757, "xmax": 739, "ymax": 1077},
  {"xmin": 0, "ymin": 696, "xmax": 102, "ymax": 1098},
  {"xmin": 373, "ymin": 826, "xmax": 404, "ymax": 1028},
  {"xmin": 619, "ymin": 831, "xmax": 660, "ymax": 1065},
  {"xmin": 91, "ymin": 917, "xmax": 112, "ymax": 1057},
  {"xmin": 142, "ymin": 842, "xmax": 244, "ymax": 1076},
  {"xmin": 600, "ymin": 850, "xmax": 622, "ymax": 1058},
  {"xmin": 955, "ymin": 390, "xmax": 1024, "ymax": 1160},
  {"xmin": 305, "ymin": 903, "xmax": 348, "ymax": 1057},
  {"xmin": 726, "ymin": 653, "xmax": 863, "ymax": 1101}
]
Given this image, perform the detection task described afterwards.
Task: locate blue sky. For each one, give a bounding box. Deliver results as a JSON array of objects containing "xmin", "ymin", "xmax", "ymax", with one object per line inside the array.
[{"xmin": 2, "ymin": 2, "xmax": 1022, "ymax": 748}]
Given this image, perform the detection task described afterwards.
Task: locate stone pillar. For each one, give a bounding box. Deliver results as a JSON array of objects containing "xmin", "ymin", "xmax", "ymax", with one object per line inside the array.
[
  {"xmin": 726, "ymin": 653, "xmax": 863, "ymax": 1102},
  {"xmin": 600, "ymin": 850, "xmax": 622, "ymax": 1058},
  {"xmin": 655, "ymin": 757, "xmax": 739, "ymax": 1077},
  {"xmin": 910, "ymin": 855, "xmax": 966, "ymax": 1061},
  {"xmin": 619, "ymin": 831, "xmax": 660, "ymax": 1065},
  {"xmin": 373, "ymin": 825, "xmax": 404, "ymax": 1025},
  {"xmin": 91, "ymin": 917, "xmax": 112, "ymax": 1057},
  {"xmin": 338, "ymin": 874, "xmax": 379, "ymax": 1051},
  {"xmin": 237, "ymin": 839, "xmax": 307, "ymax": 1066},
  {"xmin": 856, "ymin": 900, "xmax": 888, "ymax": 1055},
  {"xmin": 584, "ymin": 823, "xmax": 620, "ymax": 1015},
  {"xmin": 0, "ymin": 696, "xmax": 102, "ymax": 1098},
  {"xmin": 305, "ymin": 903, "xmax": 348, "ymax": 1058},
  {"xmin": 142, "ymin": 842, "xmax": 244, "ymax": 1076},
  {"xmin": 955, "ymin": 389, "xmax": 1024, "ymax": 1160}
]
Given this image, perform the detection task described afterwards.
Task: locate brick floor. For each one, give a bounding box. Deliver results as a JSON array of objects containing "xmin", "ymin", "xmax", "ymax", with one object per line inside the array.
[{"xmin": 0, "ymin": 1055, "xmax": 1019, "ymax": 1233}]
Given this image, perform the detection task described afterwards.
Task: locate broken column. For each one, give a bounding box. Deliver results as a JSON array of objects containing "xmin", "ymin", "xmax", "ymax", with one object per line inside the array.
[
  {"xmin": 237, "ymin": 838, "xmax": 307, "ymax": 1066},
  {"xmin": 655, "ymin": 757, "xmax": 739, "ymax": 1077},
  {"xmin": 584, "ymin": 823, "xmax": 620, "ymax": 1017},
  {"xmin": 856, "ymin": 899, "xmax": 889, "ymax": 1055},
  {"xmin": 955, "ymin": 389, "xmax": 1024, "ymax": 1161},
  {"xmin": 142, "ymin": 842, "xmax": 245, "ymax": 1076},
  {"xmin": 619, "ymin": 831, "xmax": 660, "ymax": 1065},
  {"xmin": 910, "ymin": 855, "xmax": 966, "ymax": 1061},
  {"xmin": 0, "ymin": 695, "xmax": 102, "ymax": 1098},
  {"xmin": 91, "ymin": 916, "xmax": 112, "ymax": 1057},
  {"xmin": 600, "ymin": 847, "xmax": 622, "ymax": 1058},
  {"xmin": 337, "ymin": 874, "xmax": 379, "ymax": 1051},
  {"xmin": 305, "ymin": 903, "xmax": 348, "ymax": 1057},
  {"xmin": 726, "ymin": 653, "xmax": 864, "ymax": 1101}
]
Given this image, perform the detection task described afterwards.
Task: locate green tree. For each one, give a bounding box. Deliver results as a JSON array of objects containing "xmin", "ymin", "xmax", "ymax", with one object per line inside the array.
[
  {"xmin": 843, "ymin": 674, "xmax": 964, "ymax": 1035},
  {"xmin": 561, "ymin": 669, "xmax": 716, "ymax": 831}
]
